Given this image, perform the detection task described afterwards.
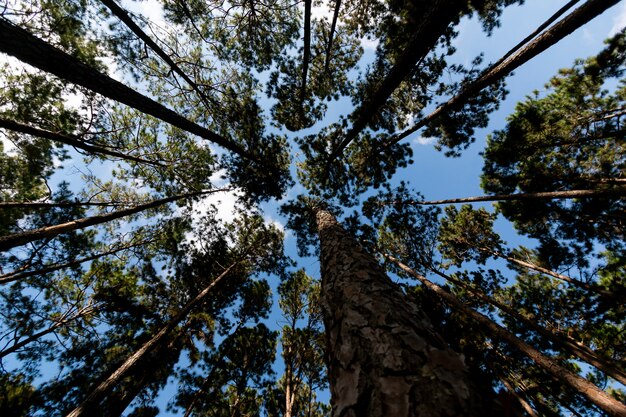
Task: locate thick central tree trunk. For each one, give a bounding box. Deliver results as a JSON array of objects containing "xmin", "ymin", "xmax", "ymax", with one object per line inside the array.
[{"xmin": 315, "ymin": 209, "xmax": 491, "ymax": 417}]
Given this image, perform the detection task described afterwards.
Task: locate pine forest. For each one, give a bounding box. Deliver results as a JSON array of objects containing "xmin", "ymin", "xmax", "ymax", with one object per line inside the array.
[{"xmin": 0, "ymin": 0, "xmax": 625, "ymax": 416}]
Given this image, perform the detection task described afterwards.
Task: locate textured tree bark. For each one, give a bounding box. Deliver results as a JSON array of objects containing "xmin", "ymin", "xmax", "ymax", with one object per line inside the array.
[{"xmin": 315, "ymin": 209, "xmax": 492, "ymax": 417}]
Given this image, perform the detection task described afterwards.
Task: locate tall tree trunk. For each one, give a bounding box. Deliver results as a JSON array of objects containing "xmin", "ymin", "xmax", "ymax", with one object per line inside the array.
[
  {"xmin": 99, "ymin": 334, "xmax": 182, "ymax": 417},
  {"xmin": 315, "ymin": 209, "xmax": 493, "ymax": 417},
  {"xmin": 388, "ymin": 256, "xmax": 626, "ymax": 417},
  {"xmin": 404, "ymin": 187, "xmax": 626, "ymax": 205},
  {"xmin": 65, "ymin": 262, "xmax": 237, "ymax": 417},
  {"xmin": 0, "ymin": 201, "xmax": 129, "ymax": 209},
  {"xmin": 0, "ymin": 19, "xmax": 258, "ymax": 163},
  {"xmin": 324, "ymin": 0, "xmax": 342, "ymax": 73},
  {"xmin": 0, "ymin": 189, "xmax": 222, "ymax": 252},
  {"xmin": 385, "ymin": 254, "xmax": 626, "ymax": 386},
  {"xmin": 0, "ymin": 237, "xmax": 153, "ymax": 284},
  {"xmin": 299, "ymin": 0, "xmax": 312, "ymax": 104},
  {"xmin": 328, "ymin": 0, "xmax": 467, "ymax": 161},
  {"xmin": 98, "ymin": 0, "xmax": 216, "ymax": 110},
  {"xmin": 0, "ymin": 117, "xmax": 164, "ymax": 166},
  {"xmin": 384, "ymin": 0, "xmax": 620, "ymax": 148},
  {"xmin": 497, "ymin": 376, "xmax": 539, "ymax": 417},
  {"xmin": 284, "ymin": 342, "xmax": 295, "ymax": 417}
]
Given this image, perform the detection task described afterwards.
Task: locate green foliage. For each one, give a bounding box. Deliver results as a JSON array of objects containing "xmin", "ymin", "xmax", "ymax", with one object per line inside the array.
[
  {"xmin": 438, "ymin": 205, "xmax": 504, "ymax": 267},
  {"xmin": 0, "ymin": 373, "xmax": 36, "ymax": 417},
  {"xmin": 482, "ymin": 30, "xmax": 626, "ymax": 262}
]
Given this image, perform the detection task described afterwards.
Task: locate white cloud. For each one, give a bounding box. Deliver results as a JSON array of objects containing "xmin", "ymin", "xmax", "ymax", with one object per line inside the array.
[
  {"xmin": 311, "ymin": 3, "xmax": 334, "ymax": 21},
  {"xmin": 413, "ymin": 136, "xmax": 436, "ymax": 146},
  {"xmin": 128, "ymin": 0, "xmax": 166, "ymax": 27},
  {"xmin": 609, "ymin": 2, "xmax": 626, "ymax": 36},
  {"xmin": 581, "ymin": 28, "xmax": 594, "ymax": 44},
  {"xmin": 361, "ymin": 37, "xmax": 380, "ymax": 50},
  {"xmin": 195, "ymin": 187, "xmax": 241, "ymax": 224}
]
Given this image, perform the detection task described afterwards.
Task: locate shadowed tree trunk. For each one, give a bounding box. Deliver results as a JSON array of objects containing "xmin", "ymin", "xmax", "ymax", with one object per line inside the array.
[
  {"xmin": 315, "ymin": 209, "xmax": 494, "ymax": 417},
  {"xmin": 324, "ymin": 0, "xmax": 342, "ymax": 73},
  {"xmin": 299, "ymin": 0, "xmax": 312, "ymax": 104}
]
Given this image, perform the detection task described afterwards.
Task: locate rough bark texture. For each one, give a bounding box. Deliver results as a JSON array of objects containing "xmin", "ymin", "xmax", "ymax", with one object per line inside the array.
[{"xmin": 315, "ymin": 209, "xmax": 492, "ymax": 417}]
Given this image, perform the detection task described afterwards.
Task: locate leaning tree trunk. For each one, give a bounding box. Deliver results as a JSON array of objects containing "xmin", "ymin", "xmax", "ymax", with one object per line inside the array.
[
  {"xmin": 65, "ymin": 262, "xmax": 237, "ymax": 417},
  {"xmin": 315, "ymin": 209, "xmax": 493, "ymax": 417},
  {"xmin": 385, "ymin": 0, "xmax": 620, "ymax": 148}
]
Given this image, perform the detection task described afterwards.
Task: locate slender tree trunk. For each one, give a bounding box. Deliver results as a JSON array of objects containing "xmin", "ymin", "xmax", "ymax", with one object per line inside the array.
[
  {"xmin": 0, "ymin": 201, "xmax": 129, "ymax": 209},
  {"xmin": 403, "ymin": 187, "xmax": 626, "ymax": 205},
  {"xmin": 100, "ymin": 334, "xmax": 181, "ymax": 417},
  {"xmin": 0, "ymin": 189, "xmax": 221, "ymax": 252},
  {"xmin": 324, "ymin": 0, "xmax": 342, "ymax": 73},
  {"xmin": 328, "ymin": 0, "xmax": 467, "ymax": 160},
  {"xmin": 0, "ymin": 19, "xmax": 258, "ymax": 163},
  {"xmin": 482, "ymin": 247, "xmax": 613, "ymax": 299},
  {"xmin": 385, "ymin": 0, "xmax": 620, "ymax": 148},
  {"xmin": 497, "ymin": 377, "xmax": 539, "ymax": 417},
  {"xmin": 388, "ymin": 257, "xmax": 626, "ymax": 417},
  {"xmin": 98, "ymin": 0, "xmax": 216, "ymax": 110},
  {"xmin": 315, "ymin": 209, "xmax": 494, "ymax": 417},
  {"xmin": 0, "ymin": 117, "xmax": 164, "ymax": 166},
  {"xmin": 0, "ymin": 238, "xmax": 152, "ymax": 284},
  {"xmin": 182, "ymin": 366, "xmax": 219, "ymax": 417},
  {"xmin": 299, "ymin": 0, "xmax": 312, "ymax": 104},
  {"xmin": 65, "ymin": 262, "xmax": 237, "ymax": 417},
  {"xmin": 385, "ymin": 255, "xmax": 626, "ymax": 386},
  {"xmin": 284, "ymin": 343, "xmax": 295, "ymax": 417},
  {"xmin": 0, "ymin": 303, "xmax": 98, "ymax": 358}
]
